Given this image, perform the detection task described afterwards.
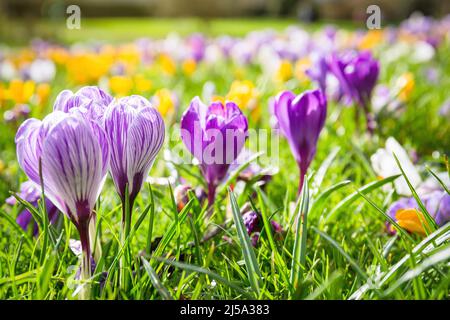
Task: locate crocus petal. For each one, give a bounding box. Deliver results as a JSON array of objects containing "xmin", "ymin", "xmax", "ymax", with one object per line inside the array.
[
  {"xmin": 40, "ymin": 114, "xmax": 109, "ymax": 222},
  {"xmin": 180, "ymin": 97, "xmax": 248, "ymax": 192},
  {"xmin": 274, "ymin": 89, "xmax": 327, "ymax": 173},
  {"xmin": 104, "ymin": 95, "xmax": 165, "ymax": 202}
]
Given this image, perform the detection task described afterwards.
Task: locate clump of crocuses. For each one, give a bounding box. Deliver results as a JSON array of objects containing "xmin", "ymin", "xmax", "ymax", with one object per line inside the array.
[
  {"xmin": 180, "ymin": 97, "xmax": 248, "ymax": 205},
  {"xmin": 14, "ymin": 86, "xmax": 166, "ymax": 298},
  {"xmin": 16, "ymin": 110, "xmax": 110, "ymax": 299},
  {"xmin": 272, "ymin": 89, "xmax": 327, "ymax": 194}
]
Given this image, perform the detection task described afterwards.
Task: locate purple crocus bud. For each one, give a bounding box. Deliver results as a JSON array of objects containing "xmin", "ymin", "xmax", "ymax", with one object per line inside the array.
[
  {"xmin": 16, "ymin": 111, "xmax": 110, "ymax": 288},
  {"xmin": 242, "ymin": 210, "xmax": 283, "ymax": 246},
  {"xmin": 243, "ymin": 211, "xmax": 259, "ymax": 234},
  {"xmin": 273, "ymin": 89, "xmax": 327, "ymax": 194},
  {"xmin": 329, "ymin": 51, "xmax": 379, "ymax": 133},
  {"xmin": 180, "ymin": 97, "xmax": 248, "ymax": 205},
  {"xmin": 6, "ymin": 180, "xmax": 59, "ymax": 236},
  {"xmin": 53, "ymin": 86, "xmax": 113, "ymax": 122},
  {"xmin": 103, "ymin": 95, "xmax": 165, "ymax": 212}
]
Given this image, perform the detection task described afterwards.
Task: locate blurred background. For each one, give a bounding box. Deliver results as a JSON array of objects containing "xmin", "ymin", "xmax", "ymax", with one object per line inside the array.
[{"xmin": 1, "ymin": 0, "xmax": 449, "ymax": 44}]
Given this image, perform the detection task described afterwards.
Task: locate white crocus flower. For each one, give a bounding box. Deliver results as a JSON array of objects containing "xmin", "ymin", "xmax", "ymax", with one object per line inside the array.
[
  {"xmin": 371, "ymin": 137, "xmax": 422, "ymax": 196},
  {"xmin": 29, "ymin": 59, "xmax": 56, "ymax": 83},
  {"xmin": 0, "ymin": 60, "xmax": 16, "ymax": 81}
]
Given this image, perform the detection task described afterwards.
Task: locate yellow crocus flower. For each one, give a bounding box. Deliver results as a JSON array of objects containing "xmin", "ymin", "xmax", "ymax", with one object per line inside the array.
[
  {"xmin": 182, "ymin": 58, "xmax": 197, "ymax": 77},
  {"xmin": 226, "ymin": 80, "xmax": 257, "ymax": 109},
  {"xmin": 109, "ymin": 76, "xmax": 133, "ymax": 97},
  {"xmin": 294, "ymin": 57, "xmax": 312, "ymax": 83},
  {"xmin": 395, "ymin": 208, "xmax": 430, "ymax": 236},
  {"xmin": 7, "ymin": 79, "xmax": 35, "ymax": 104},
  {"xmin": 153, "ymin": 88, "xmax": 175, "ymax": 117},
  {"xmin": 134, "ymin": 74, "xmax": 152, "ymax": 93},
  {"xmin": 36, "ymin": 83, "xmax": 51, "ymax": 106},
  {"xmin": 397, "ymin": 72, "xmax": 415, "ymax": 102},
  {"xmin": 276, "ymin": 60, "xmax": 293, "ymax": 83},
  {"xmin": 358, "ymin": 30, "xmax": 384, "ymax": 50},
  {"xmin": 159, "ymin": 54, "xmax": 176, "ymax": 76}
]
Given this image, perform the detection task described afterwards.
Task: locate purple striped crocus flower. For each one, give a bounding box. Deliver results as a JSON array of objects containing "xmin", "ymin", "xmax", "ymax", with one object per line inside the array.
[
  {"xmin": 180, "ymin": 97, "xmax": 248, "ymax": 205},
  {"xmin": 273, "ymin": 89, "xmax": 327, "ymax": 194},
  {"xmin": 53, "ymin": 86, "xmax": 113, "ymax": 122},
  {"xmin": 6, "ymin": 180, "xmax": 59, "ymax": 236},
  {"xmin": 103, "ymin": 95, "xmax": 165, "ymax": 219},
  {"xmin": 16, "ymin": 111, "xmax": 110, "ymax": 294}
]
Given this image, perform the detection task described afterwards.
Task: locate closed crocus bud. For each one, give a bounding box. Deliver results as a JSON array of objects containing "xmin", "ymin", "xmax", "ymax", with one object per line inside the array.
[
  {"xmin": 16, "ymin": 111, "xmax": 109, "ymax": 297},
  {"xmin": 273, "ymin": 89, "xmax": 327, "ymax": 194},
  {"xmin": 180, "ymin": 97, "xmax": 248, "ymax": 205},
  {"xmin": 103, "ymin": 95, "xmax": 165, "ymax": 215},
  {"xmin": 329, "ymin": 51, "xmax": 379, "ymax": 133},
  {"xmin": 53, "ymin": 86, "xmax": 113, "ymax": 122}
]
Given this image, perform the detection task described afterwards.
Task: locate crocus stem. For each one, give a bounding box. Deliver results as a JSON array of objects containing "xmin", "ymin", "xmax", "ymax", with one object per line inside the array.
[
  {"xmin": 297, "ymin": 170, "xmax": 305, "ymax": 197},
  {"xmin": 89, "ymin": 215, "xmax": 102, "ymax": 262},
  {"xmin": 207, "ymin": 182, "xmax": 216, "ymax": 207},
  {"xmin": 297, "ymin": 163, "xmax": 309, "ymax": 197},
  {"xmin": 120, "ymin": 194, "xmax": 133, "ymax": 292},
  {"xmin": 78, "ymin": 219, "xmax": 91, "ymax": 300},
  {"xmin": 365, "ymin": 111, "xmax": 375, "ymax": 136}
]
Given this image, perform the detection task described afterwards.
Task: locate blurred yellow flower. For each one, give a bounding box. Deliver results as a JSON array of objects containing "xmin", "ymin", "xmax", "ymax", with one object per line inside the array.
[
  {"xmin": 358, "ymin": 30, "xmax": 384, "ymax": 50},
  {"xmin": 395, "ymin": 208, "xmax": 429, "ymax": 236},
  {"xmin": 36, "ymin": 83, "xmax": 51, "ymax": 106},
  {"xmin": 116, "ymin": 44, "xmax": 140, "ymax": 74},
  {"xmin": 109, "ymin": 75, "xmax": 133, "ymax": 96},
  {"xmin": 159, "ymin": 54, "xmax": 176, "ymax": 76},
  {"xmin": 294, "ymin": 57, "xmax": 312, "ymax": 83},
  {"xmin": 153, "ymin": 88, "xmax": 175, "ymax": 117},
  {"xmin": 276, "ymin": 60, "xmax": 293, "ymax": 82},
  {"xmin": 226, "ymin": 80, "xmax": 260, "ymax": 120},
  {"xmin": 66, "ymin": 53, "xmax": 112, "ymax": 85},
  {"xmin": 6, "ymin": 80, "xmax": 35, "ymax": 104},
  {"xmin": 182, "ymin": 58, "xmax": 197, "ymax": 77},
  {"xmin": 46, "ymin": 48, "xmax": 70, "ymax": 65},
  {"xmin": 397, "ymin": 72, "xmax": 415, "ymax": 101},
  {"xmin": 211, "ymin": 95, "xmax": 225, "ymax": 104},
  {"xmin": 134, "ymin": 74, "xmax": 152, "ymax": 93}
]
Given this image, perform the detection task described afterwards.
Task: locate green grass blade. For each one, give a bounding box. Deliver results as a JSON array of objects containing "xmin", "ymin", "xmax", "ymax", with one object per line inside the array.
[
  {"xmin": 290, "ymin": 176, "xmax": 310, "ymax": 292},
  {"xmin": 228, "ymin": 187, "xmax": 262, "ymax": 296},
  {"xmin": 141, "ymin": 257, "xmax": 173, "ymax": 300},
  {"xmin": 325, "ymin": 174, "xmax": 401, "ymax": 222}
]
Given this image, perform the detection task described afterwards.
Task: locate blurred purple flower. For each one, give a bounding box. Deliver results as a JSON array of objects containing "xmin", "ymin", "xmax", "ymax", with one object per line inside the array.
[
  {"xmin": 103, "ymin": 95, "xmax": 165, "ymax": 212},
  {"xmin": 306, "ymin": 53, "xmax": 329, "ymax": 94},
  {"xmin": 6, "ymin": 180, "xmax": 59, "ymax": 236},
  {"xmin": 329, "ymin": 51, "xmax": 379, "ymax": 133},
  {"xmin": 439, "ymin": 99, "xmax": 450, "ymax": 118},
  {"xmin": 180, "ymin": 97, "xmax": 248, "ymax": 205},
  {"xmin": 273, "ymin": 89, "xmax": 327, "ymax": 194},
  {"xmin": 188, "ymin": 34, "xmax": 207, "ymax": 62}
]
